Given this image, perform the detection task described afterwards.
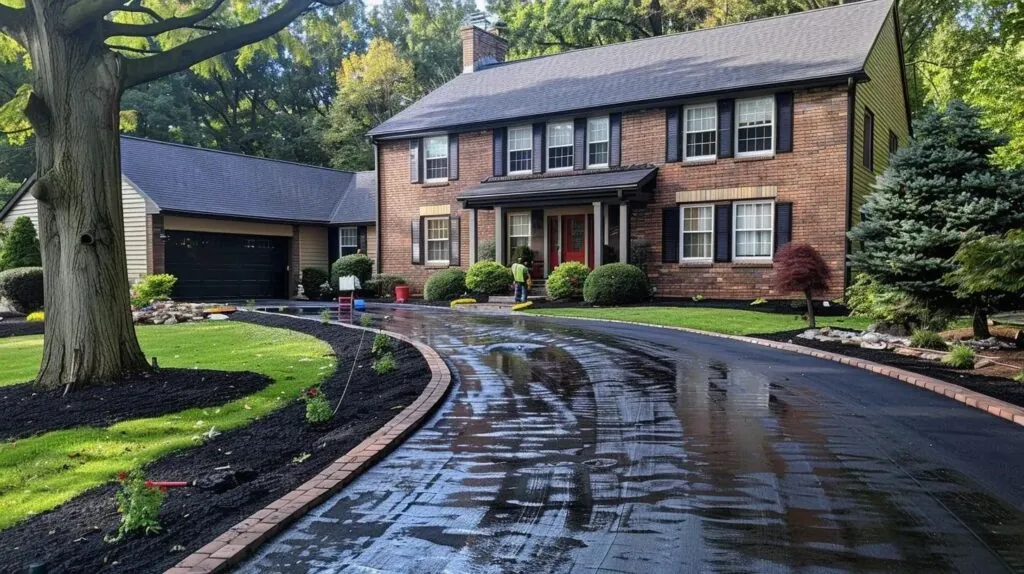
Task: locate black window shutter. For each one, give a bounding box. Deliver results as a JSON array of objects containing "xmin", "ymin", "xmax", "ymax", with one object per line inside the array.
[
  {"xmin": 411, "ymin": 218, "xmax": 422, "ymax": 264},
  {"xmin": 573, "ymin": 118, "xmax": 586, "ymax": 170},
  {"xmin": 328, "ymin": 228, "xmax": 340, "ymax": 268},
  {"xmin": 776, "ymin": 92, "xmax": 793, "ymax": 153},
  {"xmin": 863, "ymin": 108, "xmax": 875, "ymax": 171},
  {"xmin": 357, "ymin": 226, "xmax": 368, "ymax": 254},
  {"xmin": 532, "ymin": 123, "xmax": 545, "ymax": 174},
  {"xmin": 609, "ymin": 113, "xmax": 622, "ymax": 167},
  {"xmin": 662, "ymin": 207, "xmax": 680, "ymax": 263},
  {"xmin": 493, "ymin": 128, "xmax": 506, "ymax": 177},
  {"xmin": 774, "ymin": 202, "xmax": 793, "ymax": 253},
  {"xmin": 409, "ymin": 139, "xmax": 422, "ymax": 183},
  {"xmin": 449, "ymin": 216, "xmax": 461, "ymax": 266},
  {"xmin": 665, "ymin": 107, "xmax": 680, "ymax": 162},
  {"xmin": 448, "ymin": 134, "xmax": 459, "ymax": 180},
  {"xmin": 714, "ymin": 204, "xmax": 732, "ymax": 262},
  {"xmin": 717, "ymin": 99, "xmax": 734, "ymax": 159}
]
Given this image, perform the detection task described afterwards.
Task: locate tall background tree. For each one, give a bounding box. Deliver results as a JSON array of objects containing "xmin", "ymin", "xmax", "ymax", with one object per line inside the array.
[{"xmin": 0, "ymin": 0, "xmax": 350, "ymax": 388}]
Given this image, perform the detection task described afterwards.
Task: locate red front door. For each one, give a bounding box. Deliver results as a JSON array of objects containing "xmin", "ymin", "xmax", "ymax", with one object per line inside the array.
[{"xmin": 562, "ymin": 215, "xmax": 587, "ymax": 264}]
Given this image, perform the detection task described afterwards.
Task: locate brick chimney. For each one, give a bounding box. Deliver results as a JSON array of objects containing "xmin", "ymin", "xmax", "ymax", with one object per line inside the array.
[{"xmin": 460, "ymin": 24, "xmax": 508, "ymax": 73}]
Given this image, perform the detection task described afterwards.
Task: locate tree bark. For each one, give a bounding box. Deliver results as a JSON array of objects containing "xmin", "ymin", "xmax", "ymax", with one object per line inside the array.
[
  {"xmin": 805, "ymin": 289, "xmax": 816, "ymax": 329},
  {"xmin": 972, "ymin": 306, "xmax": 991, "ymax": 340},
  {"xmin": 24, "ymin": 6, "xmax": 148, "ymax": 389}
]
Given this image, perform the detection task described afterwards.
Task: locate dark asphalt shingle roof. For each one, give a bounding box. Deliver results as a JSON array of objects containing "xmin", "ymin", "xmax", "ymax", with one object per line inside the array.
[
  {"xmin": 120, "ymin": 137, "xmax": 374, "ymax": 225},
  {"xmin": 370, "ymin": 0, "xmax": 892, "ymax": 137},
  {"xmin": 458, "ymin": 167, "xmax": 657, "ymax": 206}
]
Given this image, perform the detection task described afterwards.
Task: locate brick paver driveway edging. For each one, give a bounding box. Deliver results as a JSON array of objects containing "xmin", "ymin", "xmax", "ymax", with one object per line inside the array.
[
  {"xmin": 166, "ymin": 314, "xmax": 453, "ymax": 574},
  {"xmin": 524, "ymin": 313, "xmax": 1024, "ymax": 429}
]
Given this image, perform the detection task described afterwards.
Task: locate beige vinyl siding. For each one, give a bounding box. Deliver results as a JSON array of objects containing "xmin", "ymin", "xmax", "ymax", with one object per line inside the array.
[
  {"xmin": 163, "ymin": 215, "xmax": 293, "ymax": 236},
  {"xmin": 2, "ymin": 178, "xmax": 150, "ymax": 283},
  {"xmin": 298, "ymin": 226, "xmax": 329, "ymax": 272},
  {"xmin": 1, "ymin": 190, "xmax": 38, "ymax": 227},
  {"xmin": 122, "ymin": 181, "xmax": 149, "ymax": 283},
  {"xmin": 364, "ymin": 225, "xmax": 377, "ymax": 261},
  {"xmin": 850, "ymin": 9, "xmax": 911, "ymax": 231}
]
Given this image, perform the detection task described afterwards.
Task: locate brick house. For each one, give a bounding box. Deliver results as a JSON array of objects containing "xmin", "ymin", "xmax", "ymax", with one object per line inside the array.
[{"xmin": 369, "ymin": 0, "xmax": 911, "ymax": 301}]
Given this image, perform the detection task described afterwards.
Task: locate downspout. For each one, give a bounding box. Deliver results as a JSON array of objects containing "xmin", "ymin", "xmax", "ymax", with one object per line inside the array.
[
  {"xmin": 844, "ymin": 75, "xmax": 857, "ymax": 292},
  {"xmin": 373, "ymin": 140, "xmax": 382, "ymax": 274}
]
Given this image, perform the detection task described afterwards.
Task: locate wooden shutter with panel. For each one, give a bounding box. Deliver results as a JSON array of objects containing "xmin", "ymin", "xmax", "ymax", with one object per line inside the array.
[
  {"xmin": 409, "ymin": 139, "xmax": 422, "ymax": 183},
  {"xmin": 609, "ymin": 113, "xmax": 622, "ymax": 167},
  {"xmin": 662, "ymin": 207, "xmax": 680, "ymax": 263},
  {"xmin": 776, "ymin": 92, "xmax": 794, "ymax": 153},
  {"xmin": 532, "ymin": 123, "xmax": 545, "ymax": 174},
  {"xmin": 713, "ymin": 204, "xmax": 732, "ymax": 262},
  {"xmin": 493, "ymin": 128, "xmax": 506, "ymax": 177},
  {"xmin": 448, "ymin": 216, "xmax": 461, "ymax": 266},
  {"xmin": 573, "ymin": 118, "xmax": 587, "ymax": 170},
  {"xmin": 774, "ymin": 202, "xmax": 793, "ymax": 253},
  {"xmin": 717, "ymin": 99, "xmax": 734, "ymax": 159},
  {"xmin": 665, "ymin": 107, "xmax": 680, "ymax": 162},
  {"xmin": 448, "ymin": 134, "xmax": 459, "ymax": 180},
  {"xmin": 411, "ymin": 218, "xmax": 422, "ymax": 264}
]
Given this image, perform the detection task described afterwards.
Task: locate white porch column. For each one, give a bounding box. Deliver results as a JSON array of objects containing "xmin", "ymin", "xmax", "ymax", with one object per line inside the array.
[
  {"xmin": 494, "ymin": 206, "xmax": 505, "ymax": 264},
  {"xmin": 619, "ymin": 202, "xmax": 629, "ymax": 263},
  {"xmin": 468, "ymin": 208, "xmax": 478, "ymax": 264},
  {"xmin": 592, "ymin": 201, "xmax": 604, "ymax": 267}
]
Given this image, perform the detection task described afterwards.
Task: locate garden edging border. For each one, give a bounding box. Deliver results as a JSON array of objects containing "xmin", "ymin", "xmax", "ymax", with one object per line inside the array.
[
  {"xmin": 166, "ymin": 313, "xmax": 452, "ymax": 574},
  {"xmin": 525, "ymin": 312, "xmax": 1024, "ymax": 429}
]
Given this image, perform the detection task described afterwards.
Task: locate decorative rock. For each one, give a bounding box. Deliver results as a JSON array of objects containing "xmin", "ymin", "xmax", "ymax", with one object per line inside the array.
[
  {"xmin": 164, "ymin": 317, "xmax": 178, "ymax": 325},
  {"xmin": 860, "ymin": 341, "xmax": 887, "ymax": 350},
  {"xmin": 861, "ymin": 333, "xmax": 881, "ymax": 344},
  {"xmin": 797, "ymin": 329, "xmax": 820, "ymax": 340},
  {"xmin": 207, "ymin": 313, "xmax": 230, "ymax": 321}
]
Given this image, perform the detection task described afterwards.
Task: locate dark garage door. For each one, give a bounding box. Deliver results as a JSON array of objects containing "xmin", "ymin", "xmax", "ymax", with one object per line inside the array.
[{"xmin": 165, "ymin": 231, "xmax": 289, "ymax": 300}]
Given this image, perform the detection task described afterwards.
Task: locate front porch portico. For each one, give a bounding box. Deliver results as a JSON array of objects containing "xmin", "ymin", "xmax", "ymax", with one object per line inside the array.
[{"xmin": 458, "ymin": 167, "xmax": 656, "ymax": 278}]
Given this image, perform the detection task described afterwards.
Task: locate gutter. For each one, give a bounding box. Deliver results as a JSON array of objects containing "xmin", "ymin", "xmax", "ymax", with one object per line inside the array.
[{"xmin": 374, "ymin": 141, "xmax": 382, "ymax": 274}]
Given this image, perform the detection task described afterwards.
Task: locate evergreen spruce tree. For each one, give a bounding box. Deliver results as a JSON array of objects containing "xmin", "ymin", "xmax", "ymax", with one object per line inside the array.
[
  {"xmin": 0, "ymin": 216, "xmax": 42, "ymax": 271},
  {"xmin": 849, "ymin": 102, "xmax": 1024, "ymax": 338}
]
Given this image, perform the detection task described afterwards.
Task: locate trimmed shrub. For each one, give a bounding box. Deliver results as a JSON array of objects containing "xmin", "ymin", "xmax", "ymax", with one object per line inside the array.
[
  {"xmin": 466, "ymin": 261, "xmax": 513, "ymax": 295},
  {"xmin": 510, "ymin": 245, "xmax": 534, "ymax": 267},
  {"xmin": 910, "ymin": 329, "xmax": 947, "ymax": 350},
  {"xmin": 942, "ymin": 345, "xmax": 976, "ymax": 369},
  {"xmin": 331, "ymin": 254, "xmax": 373, "ymax": 287},
  {"xmin": 0, "ymin": 266, "xmax": 43, "ymax": 313},
  {"xmin": 301, "ymin": 267, "xmax": 330, "ymax": 301},
  {"xmin": 373, "ymin": 352, "xmax": 396, "ymax": 375},
  {"xmin": 546, "ymin": 261, "xmax": 590, "ymax": 300},
  {"xmin": 132, "ymin": 274, "xmax": 177, "ymax": 307},
  {"xmin": 424, "ymin": 269, "xmax": 466, "ymax": 302},
  {"xmin": 0, "ymin": 216, "xmax": 41, "ymax": 271},
  {"xmin": 26, "ymin": 311, "xmax": 44, "ymax": 322},
  {"xmin": 478, "ymin": 239, "xmax": 496, "ymax": 261},
  {"xmin": 583, "ymin": 263, "xmax": 649, "ymax": 305},
  {"xmin": 365, "ymin": 274, "xmax": 407, "ymax": 298}
]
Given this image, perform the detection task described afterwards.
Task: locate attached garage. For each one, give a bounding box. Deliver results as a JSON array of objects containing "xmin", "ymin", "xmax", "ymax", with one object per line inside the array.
[{"xmin": 164, "ymin": 231, "xmax": 290, "ymax": 300}]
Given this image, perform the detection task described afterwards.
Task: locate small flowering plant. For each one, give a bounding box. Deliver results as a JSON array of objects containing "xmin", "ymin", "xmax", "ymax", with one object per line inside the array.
[
  {"xmin": 303, "ymin": 386, "xmax": 332, "ymax": 424},
  {"xmin": 105, "ymin": 470, "xmax": 166, "ymax": 543}
]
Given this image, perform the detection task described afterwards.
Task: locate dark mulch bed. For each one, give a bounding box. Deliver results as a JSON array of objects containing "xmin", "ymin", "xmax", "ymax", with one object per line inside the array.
[
  {"xmin": 0, "ymin": 319, "xmax": 44, "ymax": 338},
  {"xmin": 0, "ymin": 312, "xmax": 433, "ymax": 574},
  {"xmin": 758, "ymin": 329, "xmax": 1024, "ymax": 409},
  {"xmin": 0, "ymin": 369, "xmax": 272, "ymax": 441},
  {"xmin": 531, "ymin": 297, "xmax": 850, "ymax": 316}
]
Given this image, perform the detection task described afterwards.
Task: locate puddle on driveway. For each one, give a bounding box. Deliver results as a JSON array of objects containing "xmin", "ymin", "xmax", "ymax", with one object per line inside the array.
[{"xmin": 241, "ymin": 307, "xmax": 1024, "ymax": 573}]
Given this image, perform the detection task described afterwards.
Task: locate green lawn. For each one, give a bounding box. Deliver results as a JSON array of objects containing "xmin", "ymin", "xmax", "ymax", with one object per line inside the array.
[
  {"xmin": 524, "ymin": 306, "xmax": 872, "ymax": 336},
  {"xmin": 0, "ymin": 321, "xmax": 334, "ymax": 530}
]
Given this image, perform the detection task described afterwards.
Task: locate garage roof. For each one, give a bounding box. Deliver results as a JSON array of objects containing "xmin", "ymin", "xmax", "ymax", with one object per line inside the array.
[{"xmin": 119, "ymin": 137, "xmax": 374, "ymax": 225}]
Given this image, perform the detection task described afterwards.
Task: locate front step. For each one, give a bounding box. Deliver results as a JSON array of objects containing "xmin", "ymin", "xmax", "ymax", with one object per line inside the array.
[{"xmin": 488, "ymin": 295, "xmax": 544, "ymax": 304}]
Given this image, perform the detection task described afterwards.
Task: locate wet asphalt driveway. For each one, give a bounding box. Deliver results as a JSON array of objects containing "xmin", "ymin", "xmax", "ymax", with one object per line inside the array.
[{"xmin": 241, "ymin": 307, "xmax": 1024, "ymax": 573}]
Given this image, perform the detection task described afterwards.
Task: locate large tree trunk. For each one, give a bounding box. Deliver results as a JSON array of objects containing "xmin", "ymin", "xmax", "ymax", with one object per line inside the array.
[{"xmin": 24, "ymin": 10, "xmax": 148, "ymax": 389}]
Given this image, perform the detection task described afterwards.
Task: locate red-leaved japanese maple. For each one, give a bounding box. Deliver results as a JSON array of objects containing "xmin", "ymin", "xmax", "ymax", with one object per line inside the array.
[{"xmin": 773, "ymin": 244, "xmax": 831, "ymax": 328}]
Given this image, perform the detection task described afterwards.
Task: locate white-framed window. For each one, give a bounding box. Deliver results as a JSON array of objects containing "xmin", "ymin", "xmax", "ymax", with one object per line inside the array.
[
  {"xmin": 508, "ymin": 126, "xmax": 533, "ymax": 174},
  {"xmin": 733, "ymin": 200, "xmax": 774, "ymax": 260},
  {"xmin": 587, "ymin": 116, "xmax": 609, "ymax": 168},
  {"xmin": 425, "ymin": 216, "xmax": 449, "ymax": 263},
  {"xmin": 680, "ymin": 205, "xmax": 714, "ymax": 261},
  {"xmin": 683, "ymin": 103, "xmax": 717, "ymax": 160},
  {"xmin": 735, "ymin": 96, "xmax": 774, "ymax": 157},
  {"xmin": 547, "ymin": 121, "xmax": 574, "ymax": 170},
  {"xmin": 424, "ymin": 135, "xmax": 449, "ymax": 181},
  {"xmin": 340, "ymin": 226, "xmax": 358, "ymax": 256},
  {"xmin": 509, "ymin": 212, "xmax": 531, "ymax": 251}
]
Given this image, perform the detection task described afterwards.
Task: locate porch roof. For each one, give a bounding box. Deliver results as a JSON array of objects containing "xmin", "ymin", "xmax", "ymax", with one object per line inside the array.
[{"xmin": 458, "ymin": 167, "xmax": 658, "ymax": 209}]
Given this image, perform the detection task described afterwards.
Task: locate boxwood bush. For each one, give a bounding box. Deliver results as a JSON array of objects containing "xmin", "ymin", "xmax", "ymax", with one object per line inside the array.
[
  {"xmin": 465, "ymin": 261, "xmax": 512, "ymax": 295},
  {"xmin": 365, "ymin": 273, "xmax": 407, "ymax": 298},
  {"xmin": 301, "ymin": 267, "xmax": 330, "ymax": 301},
  {"xmin": 0, "ymin": 266, "xmax": 44, "ymax": 313},
  {"xmin": 331, "ymin": 254, "xmax": 373, "ymax": 287},
  {"xmin": 131, "ymin": 273, "xmax": 177, "ymax": 307},
  {"xmin": 424, "ymin": 269, "xmax": 466, "ymax": 302},
  {"xmin": 546, "ymin": 261, "xmax": 590, "ymax": 300},
  {"xmin": 583, "ymin": 263, "xmax": 649, "ymax": 305}
]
